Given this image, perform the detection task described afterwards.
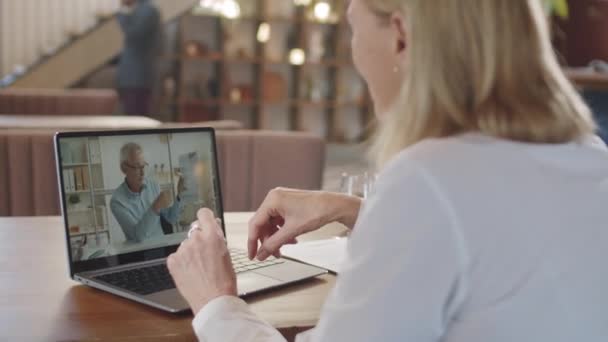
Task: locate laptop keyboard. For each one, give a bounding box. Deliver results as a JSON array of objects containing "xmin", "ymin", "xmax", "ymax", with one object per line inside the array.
[
  {"xmin": 93, "ymin": 249, "xmax": 285, "ymax": 296},
  {"xmin": 95, "ymin": 263, "xmax": 175, "ymax": 295},
  {"xmin": 229, "ymin": 248, "xmax": 285, "ymax": 274}
]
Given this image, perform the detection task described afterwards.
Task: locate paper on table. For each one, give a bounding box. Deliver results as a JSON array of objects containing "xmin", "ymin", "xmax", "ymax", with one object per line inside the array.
[{"xmin": 280, "ymin": 237, "xmax": 348, "ymax": 274}]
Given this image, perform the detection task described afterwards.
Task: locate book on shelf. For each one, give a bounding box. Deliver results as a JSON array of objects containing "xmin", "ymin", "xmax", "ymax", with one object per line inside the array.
[
  {"xmin": 63, "ymin": 169, "xmax": 76, "ymax": 192},
  {"xmin": 74, "ymin": 167, "xmax": 84, "ymax": 191},
  {"xmin": 89, "ymin": 139, "xmax": 101, "ymax": 164},
  {"xmin": 81, "ymin": 167, "xmax": 90, "ymax": 191},
  {"xmin": 96, "ymin": 205, "xmax": 108, "ymax": 227},
  {"xmin": 91, "ymin": 166, "xmax": 104, "ymax": 190},
  {"xmin": 62, "ymin": 170, "xmax": 69, "ymax": 191},
  {"xmin": 71, "ymin": 170, "xmax": 76, "ymax": 192}
]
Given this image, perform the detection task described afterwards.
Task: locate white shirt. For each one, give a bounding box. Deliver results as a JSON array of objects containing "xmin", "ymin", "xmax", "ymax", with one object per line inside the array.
[{"xmin": 192, "ymin": 133, "xmax": 608, "ymax": 341}]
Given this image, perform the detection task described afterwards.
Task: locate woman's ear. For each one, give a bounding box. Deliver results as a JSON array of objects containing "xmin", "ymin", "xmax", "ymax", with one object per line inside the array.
[{"xmin": 390, "ymin": 12, "xmax": 407, "ymax": 55}]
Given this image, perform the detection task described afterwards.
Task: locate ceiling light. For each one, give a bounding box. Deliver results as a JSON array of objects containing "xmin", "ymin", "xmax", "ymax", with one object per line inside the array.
[
  {"xmin": 289, "ymin": 48, "xmax": 306, "ymax": 66},
  {"xmin": 313, "ymin": 1, "xmax": 331, "ymax": 21},
  {"xmin": 221, "ymin": 1, "xmax": 241, "ymax": 19},
  {"xmin": 257, "ymin": 22, "xmax": 271, "ymax": 43}
]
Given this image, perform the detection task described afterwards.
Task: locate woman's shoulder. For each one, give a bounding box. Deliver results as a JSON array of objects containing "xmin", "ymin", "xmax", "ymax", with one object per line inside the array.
[
  {"xmin": 377, "ymin": 132, "xmax": 550, "ymax": 194},
  {"xmin": 383, "ymin": 132, "xmax": 604, "ymax": 176},
  {"xmin": 383, "ymin": 133, "xmax": 494, "ymax": 175},
  {"xmin": 379, "ymin": 132, "xmax": 608, "ymax": 201}
]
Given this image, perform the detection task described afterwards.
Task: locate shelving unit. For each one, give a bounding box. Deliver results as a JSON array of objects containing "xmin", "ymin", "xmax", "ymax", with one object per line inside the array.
[
  {"xmin": 60, "ymin": 137, "xmax": 110, "ymax": 251},
  {"xmin": 69, "ymin": 229, "xmax": 110, "ymax": 238},
  {"xmin": 63, "ymin": 162, "xmax": 98, "ymax": 167},
  {"xmin": 160, "ymin": 0, "xmax": 371, "ymax": 142}
]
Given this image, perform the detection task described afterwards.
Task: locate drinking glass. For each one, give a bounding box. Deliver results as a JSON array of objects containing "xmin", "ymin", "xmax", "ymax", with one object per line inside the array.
[{"xmin": 339, "ymin": 171, "xmax": 377, "ymax": 199}]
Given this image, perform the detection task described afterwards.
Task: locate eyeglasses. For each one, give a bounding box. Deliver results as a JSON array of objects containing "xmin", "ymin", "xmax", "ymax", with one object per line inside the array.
[{"xmin": 124, "ymin": 162, "xmax": 149, "ymax": 172}]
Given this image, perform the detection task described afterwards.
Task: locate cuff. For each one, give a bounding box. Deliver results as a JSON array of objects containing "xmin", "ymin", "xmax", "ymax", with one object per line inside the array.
[{"xmin": 192, "ymin": 296, "xmax": 248, "ymax": 337}]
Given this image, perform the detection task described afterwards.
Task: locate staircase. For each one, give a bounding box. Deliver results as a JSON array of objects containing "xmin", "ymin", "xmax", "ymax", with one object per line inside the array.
[{"xmin": 0, "ymin": 0, "xmax": 199, "ymax": 89}]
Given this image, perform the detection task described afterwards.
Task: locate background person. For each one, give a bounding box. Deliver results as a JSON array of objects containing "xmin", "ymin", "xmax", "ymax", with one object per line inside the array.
[{"xmin": 116, "ymin": 0, "xmax": 161, "ymax": 116}]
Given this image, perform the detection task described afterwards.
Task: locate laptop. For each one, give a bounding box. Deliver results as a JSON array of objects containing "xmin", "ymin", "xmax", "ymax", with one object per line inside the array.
[{"xmin": 54, "ymin": 127, "xmax": 327, "ymax": 313}]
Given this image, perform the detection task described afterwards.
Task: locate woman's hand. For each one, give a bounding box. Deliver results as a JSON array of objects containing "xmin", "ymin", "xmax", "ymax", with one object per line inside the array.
[
  {"xmin": 167, "ymin": 208, "xmax": 237, "ymax": 315},
  {"xmin": 248, "ymin": 188, "xmax": 362, "ymax": 261}
]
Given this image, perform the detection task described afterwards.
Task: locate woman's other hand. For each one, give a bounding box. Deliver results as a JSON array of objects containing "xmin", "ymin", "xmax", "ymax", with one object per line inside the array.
[
  {"xmin": 248, "ymin": 188, "xmax": 362, "ymax": 261},
  {"xmin": 167, "ymin": 208, "xmax": 237, "ymax": 315}
]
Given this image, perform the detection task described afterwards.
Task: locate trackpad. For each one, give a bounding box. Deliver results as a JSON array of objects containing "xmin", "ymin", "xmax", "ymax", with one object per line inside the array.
[{"xmin": 237, "ymin": 272, "xmax": 281, "ymax": 295}]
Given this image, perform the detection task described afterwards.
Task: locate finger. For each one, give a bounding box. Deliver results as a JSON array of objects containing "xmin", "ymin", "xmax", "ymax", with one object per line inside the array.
[
  {"xmin": 263, "ymin": 228, "xmax": 283, "ymax": 259},
  {"xmin": 260, "ymin": 225, "xmax": 278, "ymax": 242},
  {"xmin": 215, "ymin": 218, "xmax": 226, "ymax": 240},
  {"xmin": 252, "ymin": 224, "xmax": 278, "ymax": 260},
  {"xmin": 189, "ymin": 228, "xmax": 204, "ymax": 242},
  {"xmin": 198, "ymin": 209, "xmax": 223, "ymax": 238},
  {"xmin": 260, "ymin": 222, "xmax": 286, "ymax": 258},
  {"xmin": 197, "ymin": 208, "xmax": 217, "ymax": 233},
  {"xmin": 197, "ymin": 208, "xmax": 215, "ymax": 223},
  {"xmin": 249, "ymin": 215, "xmax": 287, "ymax": 260},
  {"xmin": 248, "ymin": 190, "xmax": 284, "ymax": 256},
  {"xmin": 248, "ymin": 209, "xmax": 273, "ymax": 259},
  {"xmin": 178, "ymin": 236, "xmax": 192, "ymax": 251},
  {"xmin": 272, "ymin": 216, "xmax": 285, "ymax": 228},
  {"xmin": 166, "ymin": 253, "xmax": 183, "ymax": 280},
  {"xmin": 166, "ymin": 254, "xmax": 177, "ymax": 274},
  {"xmin": 257, "ymin": 224, "xmax": 299, "ymax": 260}
]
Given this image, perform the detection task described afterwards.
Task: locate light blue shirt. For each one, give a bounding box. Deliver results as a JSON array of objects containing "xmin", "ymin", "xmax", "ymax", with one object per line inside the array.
[{"xmin": 110, "ymin": 178, "xmax": 181, "ymax": 243}]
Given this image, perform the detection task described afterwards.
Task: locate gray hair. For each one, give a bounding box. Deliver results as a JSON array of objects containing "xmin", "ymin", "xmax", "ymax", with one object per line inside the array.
[{"xmin": 120, "ymin": 142, "xmax": 143, "ymax": 164}]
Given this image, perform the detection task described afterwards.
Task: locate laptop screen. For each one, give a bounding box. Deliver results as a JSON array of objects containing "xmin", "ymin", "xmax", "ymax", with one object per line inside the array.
[{"xmin": 56, "ymin": 128, "xmax": 223, "ymax": 273}]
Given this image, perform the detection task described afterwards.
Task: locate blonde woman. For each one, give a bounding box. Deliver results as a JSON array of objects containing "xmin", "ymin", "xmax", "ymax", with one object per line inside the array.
[{"xmin": 167, "ymin": 0, "xmax": 608, "ymax": 341}]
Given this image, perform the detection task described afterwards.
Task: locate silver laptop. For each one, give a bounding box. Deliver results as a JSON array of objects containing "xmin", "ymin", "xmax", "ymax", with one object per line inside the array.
[{"xmin": 54, "ymin": 127, "xmax": 327, "ymax": 313}]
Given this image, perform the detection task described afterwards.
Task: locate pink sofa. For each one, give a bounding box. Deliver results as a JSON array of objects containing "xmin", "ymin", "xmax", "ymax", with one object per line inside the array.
[
  {"xmin": 0, "ymin": 88, "xmax": 118, "ymax": 116},
  {"xmin": 0, "ymin": 129, "xmax": 324, "ymax": 216}
]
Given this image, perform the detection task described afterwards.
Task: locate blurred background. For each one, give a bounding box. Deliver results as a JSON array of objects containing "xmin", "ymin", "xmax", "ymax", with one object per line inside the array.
[{"xmin": 0, "ymin": 0, "xmax": 606, "ymax": 195}]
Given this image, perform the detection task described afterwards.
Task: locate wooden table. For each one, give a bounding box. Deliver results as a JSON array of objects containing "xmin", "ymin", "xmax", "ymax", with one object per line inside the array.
[
  {"xmin": 0, "ymin": 213, "xmax": 345, "ymax": 341},
  {"xmin": 0, "ymin": 115, "xmax": 161, "ymax": 129}
]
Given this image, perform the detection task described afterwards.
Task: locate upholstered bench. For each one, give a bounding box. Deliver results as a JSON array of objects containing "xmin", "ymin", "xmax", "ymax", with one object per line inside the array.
[
  {"xmin": 0, "ymin": 128, "xmax": 324, "ymax": 216},
  {"xmin": 0, "ymin": 88, "xmax": 118, "ymax": 116}
]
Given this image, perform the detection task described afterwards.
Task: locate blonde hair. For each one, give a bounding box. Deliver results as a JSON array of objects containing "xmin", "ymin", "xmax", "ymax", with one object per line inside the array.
[{"xmin": 367, "ymin": 0, "xmax": 596, "ymax": 167}]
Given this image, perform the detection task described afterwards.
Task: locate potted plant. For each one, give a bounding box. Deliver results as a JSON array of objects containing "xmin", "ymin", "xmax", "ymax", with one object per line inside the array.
[{"xmin": 545, "ymin": 0, "xmax": 569, "ymax": 18}]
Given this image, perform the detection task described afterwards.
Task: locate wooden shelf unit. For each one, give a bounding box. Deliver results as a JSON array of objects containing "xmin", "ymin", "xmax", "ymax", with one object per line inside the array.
[{"xmin": 162, "ymin": 0, "xmax": 371, "ymax": 142}]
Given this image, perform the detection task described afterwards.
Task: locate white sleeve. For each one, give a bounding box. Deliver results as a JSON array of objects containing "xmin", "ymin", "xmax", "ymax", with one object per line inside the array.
[
  {"xmin": 192, "ymin": 296, "xmax": 287, "ymax": 342},
  {"xmin": 305, "ymin": 160, "xmax": 470, "ymax": 341}
]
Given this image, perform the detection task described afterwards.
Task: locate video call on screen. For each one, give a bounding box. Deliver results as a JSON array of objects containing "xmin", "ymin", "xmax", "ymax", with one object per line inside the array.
[{"xmin": 58, "ymin": 132, "xmax": 220, "ymax": 262}]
